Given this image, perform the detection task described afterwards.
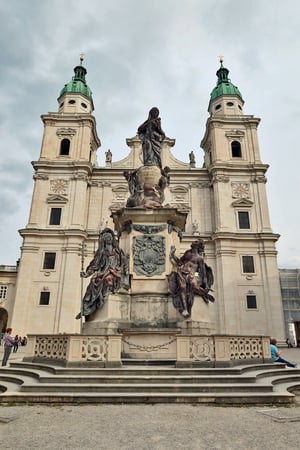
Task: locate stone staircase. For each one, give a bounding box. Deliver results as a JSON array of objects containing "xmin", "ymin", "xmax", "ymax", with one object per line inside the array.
[{"xmin": 0, "ymin": 361, "xmax": 300, "ymax": 405}]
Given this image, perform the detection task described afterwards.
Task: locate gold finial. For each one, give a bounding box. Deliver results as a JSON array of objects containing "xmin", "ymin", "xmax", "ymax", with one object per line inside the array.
[
  {"xmin": 80, "ymin": 53, "xmax": 85, "ymax": 65},
  {"xmin": 219, "ymin": 55, "xmax": 224, "ymax": 64}
]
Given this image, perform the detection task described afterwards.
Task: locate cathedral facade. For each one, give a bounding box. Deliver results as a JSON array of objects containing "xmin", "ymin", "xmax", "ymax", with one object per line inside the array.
[{"xmin": 0, "ymin": 59, "xmax": 285, "ymax": 340}]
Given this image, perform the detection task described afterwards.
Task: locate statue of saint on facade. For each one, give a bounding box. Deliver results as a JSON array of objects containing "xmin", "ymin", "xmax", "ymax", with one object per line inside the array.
[
  {"xmin": 105, "ymin": 149, "xmax": 112, "ymax": 164},
  {"xmin": 168, "ymin": 239, "xmax": 215, "ymax": 318},
  {"xmin": 76, "ymin": 228, "xmax": 125, "ymax": 321},
  {"xmin": 137, "ymin": 107, "xmax": 165, "ymax": 168},
  {"xmin": 189, "ymin": 150, "xmax": 196, "ymax": 167}
]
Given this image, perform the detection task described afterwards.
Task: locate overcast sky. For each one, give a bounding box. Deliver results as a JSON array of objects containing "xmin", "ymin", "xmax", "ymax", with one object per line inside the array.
[{"xmin": 0, "ymin": 0, "xmax": 299, "ymax": 268}]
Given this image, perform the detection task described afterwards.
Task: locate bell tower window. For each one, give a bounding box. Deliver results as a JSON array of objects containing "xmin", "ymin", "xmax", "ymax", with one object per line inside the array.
[
  {"xmin": 242, "ymin": 255, "xmax": 255, "ymax": 274},
  {"xmin": 231, "ymin": 141, "xmax": 242, "ymax": 158},
  {"xmin": 43, "ymin": 252, "xmax": 56, "ymax": 270},
  {"xmin": 49, "ymin": 208, "xmax": 62, "ymax": 225},
  {"xmin": 60, "ymin": 138, "xmax": 70, "ymax": 156},
  {"xmin": 238, "ymin": 211, "xmax": 250, "ymax": 229}
]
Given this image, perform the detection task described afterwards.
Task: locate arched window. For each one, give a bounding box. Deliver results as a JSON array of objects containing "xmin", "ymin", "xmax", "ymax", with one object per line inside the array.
[
  {"xmin": 231, "ymin": 140, "xmax": 242, "ymax": 158},
  {"xmin": 60, "ymin": 138, "xmax": 70, "ymax": 156}
]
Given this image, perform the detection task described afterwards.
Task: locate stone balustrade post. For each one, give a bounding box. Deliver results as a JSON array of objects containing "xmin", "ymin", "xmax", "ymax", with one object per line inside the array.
[{"xmin": 107, "ymin": 335, "xmax": 122, "ymax": 366}]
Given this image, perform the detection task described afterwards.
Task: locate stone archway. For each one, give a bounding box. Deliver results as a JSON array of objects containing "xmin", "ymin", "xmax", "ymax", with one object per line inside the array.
[{"xmin": 0, "ymin": 307, "xmax": 8, "ymax": 333}]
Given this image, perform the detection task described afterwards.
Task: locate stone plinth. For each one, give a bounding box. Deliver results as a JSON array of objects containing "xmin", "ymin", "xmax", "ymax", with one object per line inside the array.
[
  {"xmin": 122, "ymin": 329, "xmax": 179, "ymax": 359},
  {"xmin": 82, "ymin": 292, "xmax": 180, "ymax": 335},
  {"xmin": 177, "ymin": 295, "xmax": 217, "ymax": 335}
]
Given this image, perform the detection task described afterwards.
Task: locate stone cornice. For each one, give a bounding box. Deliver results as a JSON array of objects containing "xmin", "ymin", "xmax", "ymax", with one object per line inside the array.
[
  {"xmin": 212, "ymin": 231, "xmax": 280, "ymax": 242},
  {"xmin": 18, "ymin": 228, "xmax": 89, "ymax": 239},
  {"xmin": 32, "ymin": 160, "xmax": 94, "ymax": 174}
]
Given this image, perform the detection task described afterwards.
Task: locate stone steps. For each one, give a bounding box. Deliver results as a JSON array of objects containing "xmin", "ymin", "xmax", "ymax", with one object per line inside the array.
[
  {"xmin": 0, "ymin": 361, "xmax": 299, "ymax": 405},
  {"xmin": 8, "ymin": 361, "xmax": 279, "ymax": 376},
  {"xmin": 0, "ymin": 391, "xmax": 294, "ymax": 405},
  {"xmin": 20, "ymin": 382, "xmax": 274, "ymax": 393}
]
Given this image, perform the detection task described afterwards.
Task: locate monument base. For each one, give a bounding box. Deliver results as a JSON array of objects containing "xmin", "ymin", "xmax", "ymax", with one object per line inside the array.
[{"xmin": 82, "ymin": 292, "xmax": 180, "ymax": 335}]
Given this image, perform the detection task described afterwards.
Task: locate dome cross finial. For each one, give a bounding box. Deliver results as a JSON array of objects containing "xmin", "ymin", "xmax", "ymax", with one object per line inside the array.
[
  {"xmin": 80, "ymin": 53, "xmax": 85, "ymax": 65},
  {"xmin": 219, "ymin": 55, "xmax": 224, "ymax": 65}
]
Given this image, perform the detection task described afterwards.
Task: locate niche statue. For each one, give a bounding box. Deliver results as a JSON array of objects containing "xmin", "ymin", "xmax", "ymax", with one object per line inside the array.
[
  {"xmin": 168, "ymin": 239, "xmax": 215, "ymax": 318},
  {"xmin": 76, "ymin": 228, "xmax": 126, "ymax": 321}
]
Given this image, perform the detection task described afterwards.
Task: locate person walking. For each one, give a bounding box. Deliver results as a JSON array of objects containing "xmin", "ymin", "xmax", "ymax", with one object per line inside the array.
[{"xmin": 1, "ymin": 328, "xmax": 15, "ymax": 366}]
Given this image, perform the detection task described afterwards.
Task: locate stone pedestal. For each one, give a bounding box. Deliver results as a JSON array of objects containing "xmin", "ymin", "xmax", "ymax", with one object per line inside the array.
[
  {"xmin": 177, "ymin": 295, "xmax": 217, "ymax": 335},
  {"xmin": 112, "ymin": 207, "xmax": 187, "ymax": 295},
  {"xmin": 82, "ymin": 206, "xmax": 216, "ymax": 358},
  {"xmin": 82, "ymin": 207, "xmax": 188, "ymax": 337}
]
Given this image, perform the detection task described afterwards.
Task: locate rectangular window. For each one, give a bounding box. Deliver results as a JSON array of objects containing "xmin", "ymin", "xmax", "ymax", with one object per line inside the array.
[
  {"xmin": 0, "ymin": 285, "xmax": 8, "ymax": 299},
  {"xmin": 246, "ymin": 295, "xmax": 257, "ymax": 309},
  {"xmin": 43, "ymin": 252, "xmax": 56, "ymax": 270},
  {"xmin": 242, "ymin": 255, "xmax": 255, "ymax": 273},
  {"xmin": 39, "ymin": 291, "xmax": 50, "ymax": 305},
  {"xmin": 49, "ymin": 208, "xmax": 62, "ymax": 225},
  {"xmin": 238, "ymin": 211, "xmax": 250, "ymax": 229}
]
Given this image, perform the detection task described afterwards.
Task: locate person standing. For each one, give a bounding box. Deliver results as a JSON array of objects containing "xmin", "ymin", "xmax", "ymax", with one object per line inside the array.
[
  {"xmin": 13, "ymin": 335, "xmax": 19, "ymax": 353},
  {"xmin": 286, "ymin": 337, "xmax": 293, "ymax": 348},
  {"xmin": 1, "ymin": 328, "xmax": 14, "ymax": 366}
]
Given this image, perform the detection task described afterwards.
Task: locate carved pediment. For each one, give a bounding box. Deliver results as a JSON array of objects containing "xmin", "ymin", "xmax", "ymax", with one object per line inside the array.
[
  {"xmin": 170, "ymin": 185, "xmax": 189, "ymax": 204},
  {"xmin": 112, "ymin": 185, "xmax": 128, "ymax": 203},
  {"xmin": 56, "ymin": 128, "xmax": 76, "ymax": 138},
  {"xmin": 47, "ymin": 194, "xmax": 68, "ymax": 204},
  {"xmin": 170, "ymin": 186, "xmax": 188, "ymax": 193},
  {"xmin": 112, "ymin": 185, "xmax": 128, "ymax": 193},
  {"xmin": 225, "ymin": 129, "xmax": 245, "ymax": 140},
  {"xmin": 231, "ymin": 198, "xmax": 254, "ymax": 207}
]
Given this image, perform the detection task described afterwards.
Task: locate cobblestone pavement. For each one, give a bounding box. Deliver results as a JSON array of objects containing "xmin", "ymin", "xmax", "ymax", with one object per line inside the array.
[
  {"xmin": 0, "ymin": 347, "xmax": 300, "ymax": 450},
  {"xmin": 1, "ymin": 403, "xmax": 300, "ymax": 450}
]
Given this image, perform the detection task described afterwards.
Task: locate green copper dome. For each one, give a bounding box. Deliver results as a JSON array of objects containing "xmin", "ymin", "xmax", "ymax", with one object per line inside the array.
[
  {"xmin": 210, "ymin": 62, "xmax": 243, "ymax": 101},
  {"xmin": 59, "ymin": 59, "xmax": 92, "ymax": 100}
]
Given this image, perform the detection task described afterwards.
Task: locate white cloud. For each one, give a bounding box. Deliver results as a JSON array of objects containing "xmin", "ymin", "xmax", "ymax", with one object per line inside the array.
[{"xmin": 0, "ymin": 0, "xmax": 299, "ymax": 267}]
